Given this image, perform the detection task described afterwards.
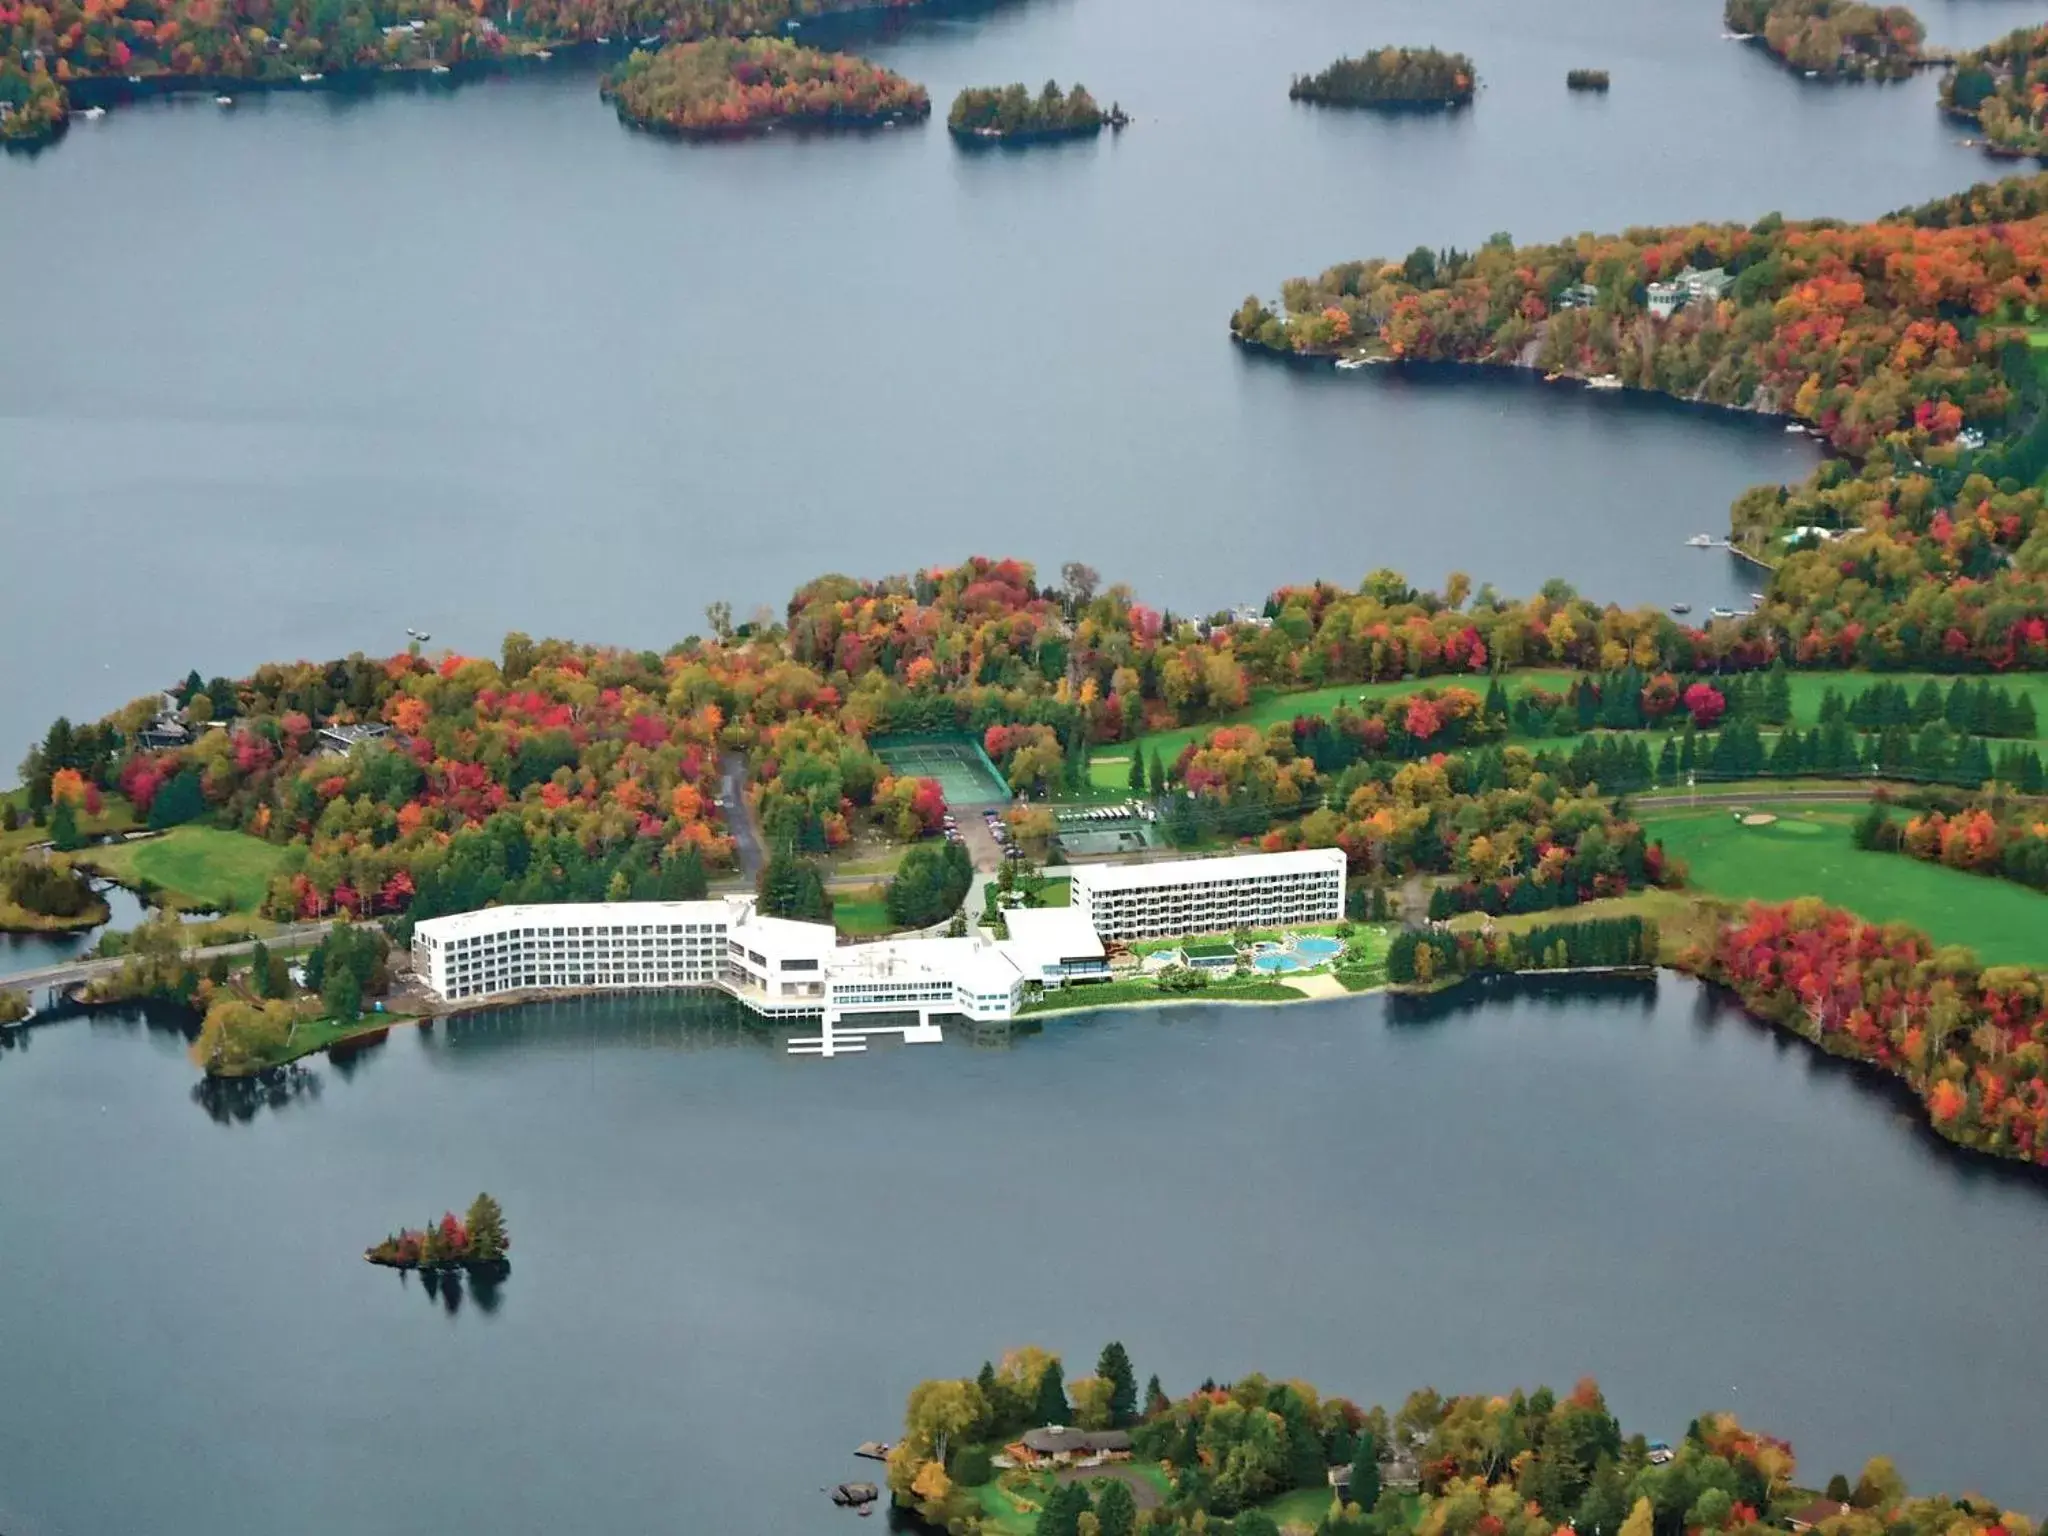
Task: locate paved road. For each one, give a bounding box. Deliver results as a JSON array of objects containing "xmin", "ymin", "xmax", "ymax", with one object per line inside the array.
[
  {"xmin": 0, "ymin": 920, "xmax": 336, "ymax": 997},
  {"xmin": 718, "ymin": 751, "xmax": 765, "ymax": 885}
]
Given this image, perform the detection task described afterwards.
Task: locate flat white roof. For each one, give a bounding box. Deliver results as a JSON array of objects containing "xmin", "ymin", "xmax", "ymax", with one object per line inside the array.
[
  {"xmin": 1069, "ymin": 847, "xmax": 1347, "ymax": 893},
  {"xmin": 415, "ymin": 898, "xmax": 742, "ymax": 943},
  {"xmin": 1001, "ymin": 906, "xmax": 1105, "ymax": 966},
  {"xmin": 826, "ymin": 935, "xmax": 1022, "ymax": 992},
  {"xmin": 731, "ymin": 908, "xmax": 838, "ymax": 959}
]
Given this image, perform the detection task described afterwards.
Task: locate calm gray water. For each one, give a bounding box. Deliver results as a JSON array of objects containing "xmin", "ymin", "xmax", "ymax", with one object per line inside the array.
[
  {"xmin": 1, "ymin": 978, "xmax": 2045, "ymax": 1536},
  {"xmin": 7, "ymin": 0, "xmax": 2047, "ymax": 763}
]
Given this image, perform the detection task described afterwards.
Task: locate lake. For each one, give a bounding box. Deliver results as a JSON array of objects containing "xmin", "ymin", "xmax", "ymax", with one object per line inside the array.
[
  {"xmin": 1, "ymin": 977, "xmax": 2045, "ymax": 1536},
  {"xmin": 5, "ymin": 0, "xmax": 2046, "ymax": 763}
]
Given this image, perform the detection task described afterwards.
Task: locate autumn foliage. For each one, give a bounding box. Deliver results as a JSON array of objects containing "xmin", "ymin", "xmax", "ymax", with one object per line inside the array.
[
  {"xmin": 602, "ymin": 37, "xmax": 928, "ymax": 135},
  {"xmin": 1696, "ymin": 899, "xmax": 2048, "ymax": 1164}
]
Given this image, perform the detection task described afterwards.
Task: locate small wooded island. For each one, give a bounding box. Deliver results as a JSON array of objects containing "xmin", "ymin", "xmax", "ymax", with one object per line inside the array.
[
  {"xmin": 366, "ymin": 1193, "xmax": 509, "ymax": 1271},
  {"xmin": 1724, "ymin": 0, "xmax": 1926, "ymax": 81},
  {"xmin": 1566, "ymin": 68, "xmax": 1611, "ymax": 91},
  {"xmin": 1944, "ymin": 26, "xmax": 2048, "ymax": 158},
  {"xmin": 947, "ymin": 81, "xmax": 1127, "ymax": 142},
  {"xmin": 1289, "ymin": 46, "xmax": 1475, "ymax": 110},
  {"xmin": 603, "ymin": 37, "xmax": 930, "ymax": 138}
]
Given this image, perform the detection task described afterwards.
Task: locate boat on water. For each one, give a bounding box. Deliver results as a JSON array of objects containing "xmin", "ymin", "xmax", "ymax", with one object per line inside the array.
[
  {"xmin": 81, "ymin": 105, "xmax": 107, "ymax": 119},
  {"xmin": 1710, "ymin": 606, "xmax": 1737, "ymax": 621},
  {"xmin": 430, "ymin": 64, "xmax": 451, "ymax": 75},
  {"xmin": 1686, "ymin": 533, "xmax": 1716, "ymax": 548},
  {"xmin": 1334, "ymin": 357, "xmax": 1368, "ymax": 371},
  {"xmin": 1586, "ymin": 374, "xmax": 1622, "ymax": 391},
  {"xmin": 1669, "ymin": 602, "xmax": 1692, "ymax": 616},
  {"xmin": 299, "ymin": 70, "xmax": 324, "ymax": 82},
  {"xmin": 1784, "ymin": 422, "xmax": 1806, "ymax": 434},
  {"xmin": 535, "ymin": 48, "xmax": 553, "ymax": 60},
  {"xmin": 1749, "ymin": 591, "xmax": 1767, "ymax": 604},
  {"xmin": 215, "ymin": 94, "xmax": 234, "ymax": 106},
  {"xmin": 1543, "ymin": 370, "xmax": 1566, "ymax": 382}
]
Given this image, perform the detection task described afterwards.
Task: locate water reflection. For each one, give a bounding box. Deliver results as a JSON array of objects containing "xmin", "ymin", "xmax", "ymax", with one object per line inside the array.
[
  {"xmin": 403, "ymin": 1262, "xmax": 509, "ymax": 1317},
  {"xmin": 189, "ymin": 1063, "xmax": 323, "ymax": 1124},
  {"xmin": 426, "ymin": 990, "xmax": 794, "ymax": 1063},
  {"xmin": 1383, "ymin": 971, "xmax": 1663, "ymax": 1027}
]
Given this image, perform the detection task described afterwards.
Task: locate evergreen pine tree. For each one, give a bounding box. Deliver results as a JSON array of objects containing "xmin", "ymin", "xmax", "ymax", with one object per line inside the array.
[
  {"xmin": 1143, "ymin": 1374, "xmax": 1169, "ymax": 1419},
  {"xmin": 1097, "ymin": 1341, "xmax": 1137, "ymax": 1426},
  {"xmin": 1148, "ymin": 750, "xmax": 1167, "ymax": 797},
  {"xmin": 1094, "ymin": 1477, "xmax": 1138, "ymax": 1536},
  {"xmin": 48, "ymin": 799, "xmax": 80, "ymax": 852},
  {"xmin": 1127, "ymin": 749, "xmax": 1146, "ymax": 794},
  {"xmin": 464, "ymin": 1192, "xmax": 509, "ymax": 1262},
  {"xmin": 1349, "ymin": 1431, "xmax": 1380, "ymax": 1511},
  {"xmin": 1032, "ymin": 1358, "xmax": 1069, "ymax": 1426},
  {"xmin": 1763, "ymin": 662, "xmax": 1792, "ymax": 725},
  {"xmin": 1656, "ymin": 737, "xmax": 1678, "ymax": 784},
  {"xmin": 250, "ymin": 940, "xmax": 275, "ymax": 999}
]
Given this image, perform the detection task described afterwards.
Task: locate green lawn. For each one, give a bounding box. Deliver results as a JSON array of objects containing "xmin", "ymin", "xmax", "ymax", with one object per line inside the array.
[
  {"xmin": 79, "ymin": 825, "xmax": 289, "ymax": 914},
  {"xmin": 1260, "ymin": 1485, "xmax": 1344, "ymax": 1528},
  {"xmin": 833, "ymin": 885, "xmax": 897, "ymax": 938},
  {"xmin": 0, "ymin": 791, "xmax": 142, "ymax": 857},
  {"xmin": 1642, "ymin": 806, "xmax": 2048, "ymax": 967},
  {"xmin": 1020, "ymin": 975, "xmax": 1307, "ymax": 1014}
]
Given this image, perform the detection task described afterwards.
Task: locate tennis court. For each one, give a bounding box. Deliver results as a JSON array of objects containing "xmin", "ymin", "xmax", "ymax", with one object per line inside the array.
[{"xmin": 870, "ymin": 735, "xmax": 1011, "ymax": 806}]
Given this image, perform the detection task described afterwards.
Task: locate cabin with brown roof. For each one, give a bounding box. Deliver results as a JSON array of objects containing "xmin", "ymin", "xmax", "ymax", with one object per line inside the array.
[{"xmin": 1007, "ymin": 1426, "xmax": 1134, "ymax": 1468}]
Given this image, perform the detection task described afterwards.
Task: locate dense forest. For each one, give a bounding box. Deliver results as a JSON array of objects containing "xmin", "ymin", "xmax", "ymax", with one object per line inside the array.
[
  {"xmin": 1288, "ymin": 47, "xmax": 1475, "ymax": 110},
  {"xmin": 603, "ymin": 37, "xmax": 927, "ymax": 134},
  {"xmin": 0, "ymin": 0, "xmax": 932, "ymax": 141},
  {"xmin": 1942, "ymin": 25, "xmax": 2048, "ymax": 157},
  {"xmin": 1232, "ymin": 174, "xmax": 2048, "ymax": 679},
  {"xmin": 947, "ymin": 80, "xmax": 1117, "ymax": 139},
  {"xmin": 1697, "ymin": 898, "xmax": 2048, "ymax": 1164},
  {"xmin": 890, "ymin": 1349, "xmax": 2027, "ymax": 1536},
  {"xmin": 1724, "ymin": 0, "xmax": 1926, "ymax": 81}
]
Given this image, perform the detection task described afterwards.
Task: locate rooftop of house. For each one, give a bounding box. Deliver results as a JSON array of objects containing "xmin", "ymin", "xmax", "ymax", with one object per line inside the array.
[
  {"xmin": 1001, "ymin": 906, "xmax": 1105, "ymax": 968},
  {"xmin": 1017, "ymin": 1427, "xmax": 1133, "ymax": 1455}
]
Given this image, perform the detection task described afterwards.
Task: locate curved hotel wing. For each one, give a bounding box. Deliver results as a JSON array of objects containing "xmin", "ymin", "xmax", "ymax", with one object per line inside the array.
[{"xmin": 410, "ymin": 849, "xmax": 1346, "ymax": 1028}]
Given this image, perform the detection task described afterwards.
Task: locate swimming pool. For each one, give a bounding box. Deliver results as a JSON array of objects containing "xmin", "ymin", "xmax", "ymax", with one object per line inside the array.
[
  {"xmin": 1292, "ymin": 936, "xmax": 1343, "ymax": 961},
  {"xmin": 1252, "ymin": 953, "xmax": 1304, "ymax": 973}
]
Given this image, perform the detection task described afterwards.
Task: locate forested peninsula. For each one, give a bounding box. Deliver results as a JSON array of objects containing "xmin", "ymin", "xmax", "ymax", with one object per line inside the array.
[
  {"xmin": 889, "ymin": 1348, "xmax": 2029, "ymax": 1536},
  {"xmin": 603, "ymin": 36, "xmax": 927, "ymax": 136},
  {"xmin": 948, "ymin": 81, "xmax": 1123, "ymax": 141},
  {"xmin": 1944, "ymin": 27, "xmax": 2048, "ymax": 158},
  {"xmin": 1289, "ymin": 47, "xmax": 1475, "ymax": 110},
  {"xmin": 1724, "ymin": 0, "xmax": 1927, "ymax": 81},
  {"xmin": 0, "ymin": 0, "xmax": 935, "ymax": 144}
]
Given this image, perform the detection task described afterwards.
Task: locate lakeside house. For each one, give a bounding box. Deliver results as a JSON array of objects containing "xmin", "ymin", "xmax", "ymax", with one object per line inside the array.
[
  {"xmin": 1556, "ymin": 281, "xmax": 1600, "ymax": 310},
  {"xmin": 1007, "ymin": 1427, "xmax": 1133, "ymax": 1469},
  {"xmin": 1325, "ymin": 1446, "xmax": 1423, "ymax": 1499},
  {"xmin": 1646, "ymin": 265, "xmax": 1735, "ymax": 320},
  {"xmin": 318, "ymin": 721, "xmax": 393, "ymax": 754}
]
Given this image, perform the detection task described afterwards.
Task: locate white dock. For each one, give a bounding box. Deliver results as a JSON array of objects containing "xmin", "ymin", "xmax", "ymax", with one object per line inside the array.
[{"xmin": 786, "ymin": 1015, "xmax": 946, "ymax": 1058}]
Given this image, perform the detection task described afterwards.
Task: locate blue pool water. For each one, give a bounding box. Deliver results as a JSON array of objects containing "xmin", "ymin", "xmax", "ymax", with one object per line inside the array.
[
  {"xmin": 1293, "ymin": 937, "xmax": 1344, "ymax": 960},
  {"xmin": 1253, "ymin": 953, "xmax": 1304, "ymax": 974}
]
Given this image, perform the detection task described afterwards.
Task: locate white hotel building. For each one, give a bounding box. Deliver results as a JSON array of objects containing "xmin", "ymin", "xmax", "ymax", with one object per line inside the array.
[
  {"xmin": 410, "ymin": 849, "xmax": 1346, "ymax": 1046},
  {"xmin": 1069, "ymin": 847, "xmax": 1347, "ymax": 943}
]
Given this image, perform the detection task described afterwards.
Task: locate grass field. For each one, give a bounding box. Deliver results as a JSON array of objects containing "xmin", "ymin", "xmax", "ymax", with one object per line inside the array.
[
  {"xmin": 1020, "ymin": 974, "xmax": 1307, "ymax": 1014},
  {"xmin": 1641, "ymin": 806, "xmax": 2048, "ymax": 967},
  {"xmin": 78, "ymin": 826, "xmax": 290, "ymax": 913},
  {"xmin": 1078, "ymin": 670, "xmax": 2048, "ymax": 798},
  {"xmin": 0, "ymin": 791, "xmax": 142, "ymax": 857},
  {"xmin": 1447, "ymin": 888, "xmax": 1729, "ymax": 963},
  {"xmin": 833, "ymin": 885, "xmax": 897, "ymax": 938}
]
